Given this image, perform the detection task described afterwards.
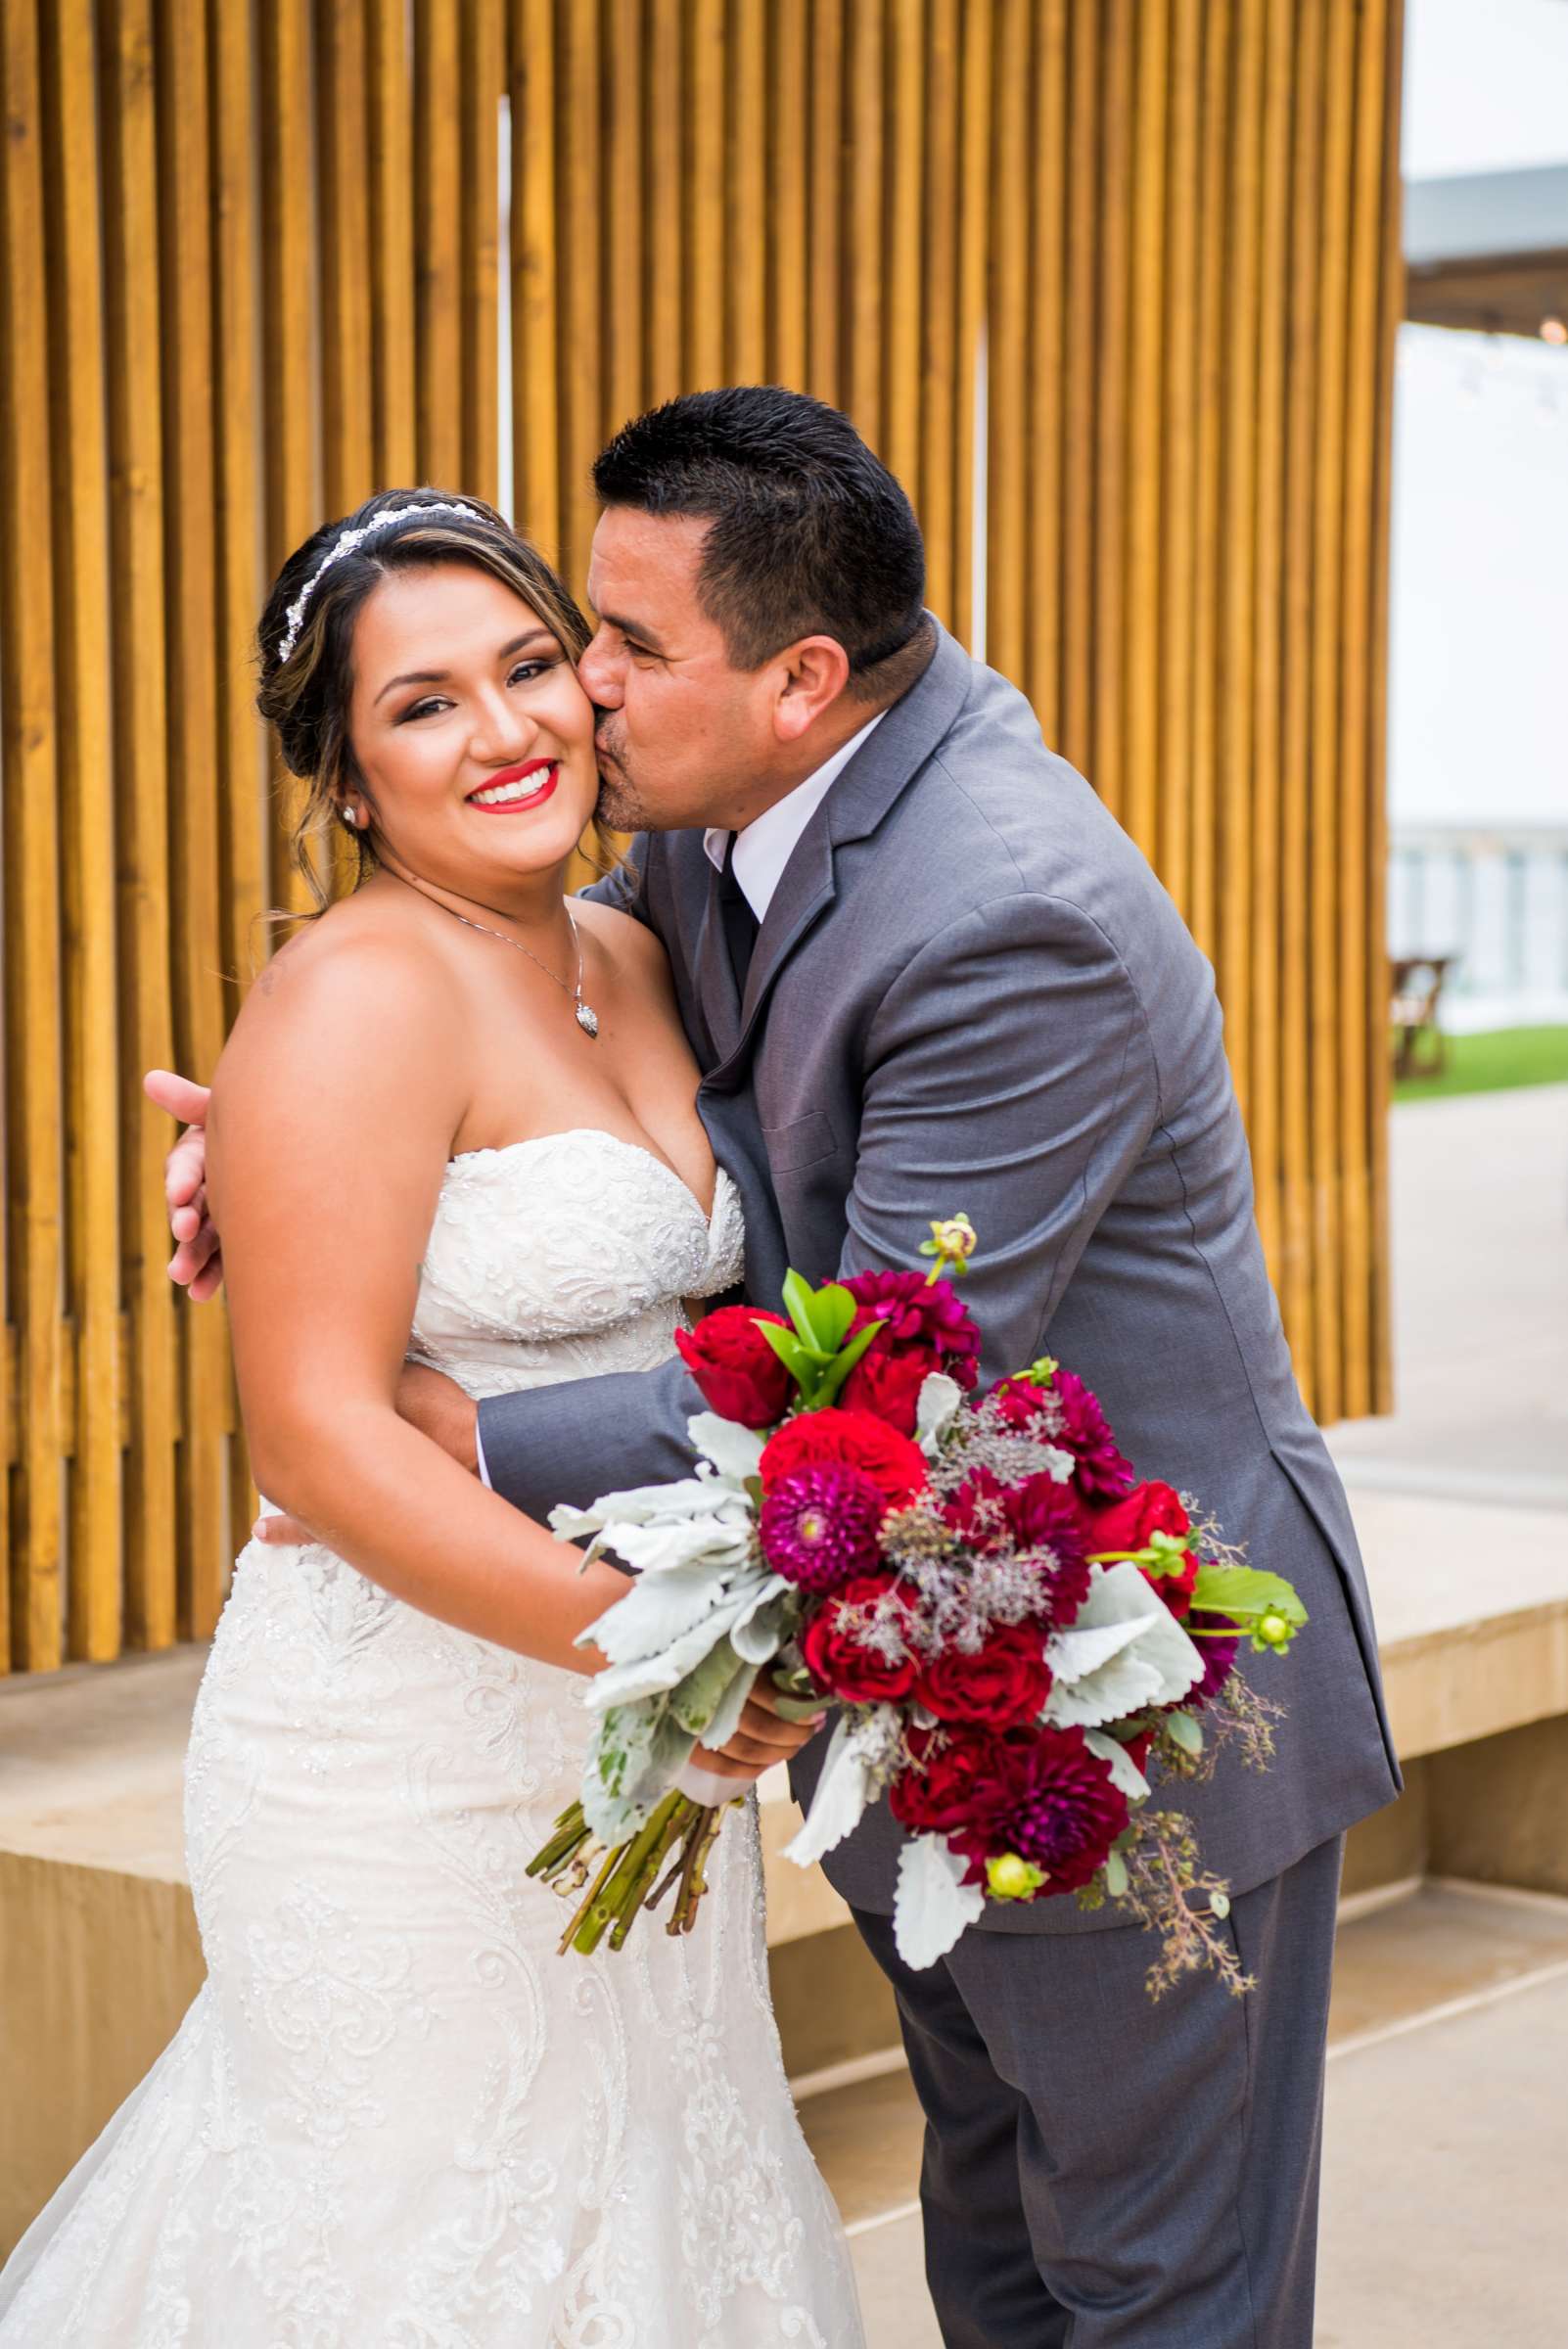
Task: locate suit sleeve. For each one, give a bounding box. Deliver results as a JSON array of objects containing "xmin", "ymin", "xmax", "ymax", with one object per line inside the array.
[
  {"xmin": 844, "ymin": 891, "xmax": 1159, "ymax": 1382},
  {"xmin": 476, "ymin": 1353, "xmax": 706, "ymax": 1518}
]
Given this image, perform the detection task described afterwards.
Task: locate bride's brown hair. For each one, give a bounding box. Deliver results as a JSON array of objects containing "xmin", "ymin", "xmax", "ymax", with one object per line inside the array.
[{"xmin": 256, "ymin": 488, "xmax": 616, "ymax": 916}]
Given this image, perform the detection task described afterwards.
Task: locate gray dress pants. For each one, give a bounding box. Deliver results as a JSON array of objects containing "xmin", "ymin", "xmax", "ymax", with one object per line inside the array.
[{"xmin": 852, "ymin": 1832, "xmax": 1344, "ymax": 2347}]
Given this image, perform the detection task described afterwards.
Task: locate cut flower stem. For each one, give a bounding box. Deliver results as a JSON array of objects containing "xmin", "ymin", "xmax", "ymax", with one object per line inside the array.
[{"xmin": 534, "ymin": 1791, "xmax": 741, "ymax": 1957}]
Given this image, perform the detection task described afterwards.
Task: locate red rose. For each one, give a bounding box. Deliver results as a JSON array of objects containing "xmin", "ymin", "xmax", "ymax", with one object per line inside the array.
[
  {"xmin": 760, "ymin": 1408, "xmax": 928, "ymax": 1510},
  {"xmin": 840, "ymin": 1344, "xmax": 940, "ymax": 1436},
  {"xmin": 1084, "ymin": 1481, "xmax": 1197, "ymax": 1615},
  {"xmin": 800, "ymin": 1574, "xmax": 920, "ymax": 1702},
  {"xmin": 1084, "ymin": 1480, "xmax": 1190, "ymax": 1552},
  {"xmin": 914, "ymin": 1621, "xmax": 1052, "ymax": 1730},
  {"xmin": 889, "ymin": 1723, "xmax": 996, "ymax": 1834},
  {"xmin": 674, "ymin": 1308, "xmax": 793, "ymax": 1429}
]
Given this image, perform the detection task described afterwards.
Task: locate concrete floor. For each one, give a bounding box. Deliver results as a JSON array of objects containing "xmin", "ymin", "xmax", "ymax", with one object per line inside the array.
[
  {"xmin": 800, "ymin": 1880, "xmax": 1568, "ymax": 2347},
  {"xmin": 1327, "ymin": 1082, "xmax": 1568, "ymax": 1509}
]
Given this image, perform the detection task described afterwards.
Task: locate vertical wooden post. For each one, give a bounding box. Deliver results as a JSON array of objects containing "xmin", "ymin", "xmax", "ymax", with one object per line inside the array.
[
  {"xmin": 100, "ymin": 0, "xmax": 179, "ymax": 1652},
  {"xmin": 318, "ymin": 0, "xmax": 376, "ymax": 516},
  {"xmin": 209, "ymin": 0, "xmax": 264, "ymax": 1562},
  {"xmin": 462, "ymin": 0, "xmax": 505, "ymax": 506},
  {"xmin": 259, "ymin": 0, "xmax": 322, "ymax": 915},
  {"xmin": 1, "ymin": 0, "xmax": 66, "ymax": 1670},
  {"xmin": 918, "ymin": 0, "xmax": 959, "ymax": 630},
  {"xmin": 727, "ymin": 0, "xmax": 767, "ymax": 386},
  {"xmin": 1025, "ymin": 0, "xmax": 1067, "ymax": 740},
  {"xmin": 950, "ymin": 0, "xmax": 990, "ymax": 653},
  {"xmin": 509, "ymin": 0, "xmax": 560, "ymax": 554},
  {"xmin": 986, "ymin": 0, "xmax": 1030, "ymax": 691},
  {"xmin": 806, "ymin": 0, "xmax": 844, "ymax": 409},
  {"xmin": 41, "ymin": 0, "xmax": 123, "ymax": 1661},
  {"xmin": 769, "ymin": 0, "xmax": 809, "ymax": 393},
  {"xmin": 416, "ymin": 0, "xmax": 464, "ymax": 486},
  {"xmin": 369, "ymin": 0, "xmax": 418, "ymax": 485},
  {"xmin": 158, "ymin": 0, "xmax": 230, "ymax": 1637}
]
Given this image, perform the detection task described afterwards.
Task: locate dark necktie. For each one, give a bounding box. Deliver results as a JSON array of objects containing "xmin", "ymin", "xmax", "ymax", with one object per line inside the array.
[{"xmin": 718, "ymin": 833, "xmax": 761, "ymax": 998}]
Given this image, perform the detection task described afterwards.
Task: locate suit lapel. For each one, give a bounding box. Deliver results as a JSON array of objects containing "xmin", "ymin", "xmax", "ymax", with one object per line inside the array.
[{"xmin": 700, "ymin": 618, "xmax": 977, "ymax": 1088}]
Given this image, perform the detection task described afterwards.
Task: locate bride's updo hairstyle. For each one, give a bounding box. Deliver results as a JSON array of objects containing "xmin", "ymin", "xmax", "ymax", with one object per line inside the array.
[{"xmin": 256, "ymin": 487, "xmax": 602, "ymax": 911}]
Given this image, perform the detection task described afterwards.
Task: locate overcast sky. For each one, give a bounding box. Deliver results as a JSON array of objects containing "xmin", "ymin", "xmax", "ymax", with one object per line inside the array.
[{"xmin": 1390, "ymin": 0, "xmax": 1568, "ymax": 826}]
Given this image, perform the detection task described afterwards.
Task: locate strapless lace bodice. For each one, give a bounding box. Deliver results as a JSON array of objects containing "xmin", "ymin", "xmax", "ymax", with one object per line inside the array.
[
  {"xmin": 409, "ymin": 1128, "xmax": 745, "ymax": 1396},
  {"xmin": 0, "ymin": 1132, "xmax": 863, "ymax": 2349}
]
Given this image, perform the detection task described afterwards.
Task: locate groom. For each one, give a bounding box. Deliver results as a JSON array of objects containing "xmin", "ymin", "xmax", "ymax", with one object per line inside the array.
[{"xmin": 163, "ymin": 387, "xmax": 1399, "ymax": 2345}]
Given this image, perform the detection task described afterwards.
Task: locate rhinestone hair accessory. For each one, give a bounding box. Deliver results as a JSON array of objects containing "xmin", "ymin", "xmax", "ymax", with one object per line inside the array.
[{"xmin": 275, "ymin": 500, "xmax": 485, "ymax": 664}]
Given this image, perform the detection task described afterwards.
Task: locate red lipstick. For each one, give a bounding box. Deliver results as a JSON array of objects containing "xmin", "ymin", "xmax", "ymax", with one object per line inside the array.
[{"xmin": 466, "ymin": 758, "xmax": 560, "ymax": 813}]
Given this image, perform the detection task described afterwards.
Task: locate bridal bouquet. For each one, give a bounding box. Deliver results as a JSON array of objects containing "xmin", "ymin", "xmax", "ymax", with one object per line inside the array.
[{"xmin": 528, "ymin": 1219, "xmax": 1307, "ymax": 1996}]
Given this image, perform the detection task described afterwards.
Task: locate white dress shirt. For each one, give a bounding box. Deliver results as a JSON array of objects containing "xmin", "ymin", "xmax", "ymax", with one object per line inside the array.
[
  {"xmin": 476, "ymin": 710, "xmax": 885, "ymax": 1489},
  {"xmin": 703, "ymin": 710, "xmax": 886, "ymax": 920}
]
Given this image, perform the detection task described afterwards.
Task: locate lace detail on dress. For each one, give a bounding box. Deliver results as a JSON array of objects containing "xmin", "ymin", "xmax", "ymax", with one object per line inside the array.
[{"xmin": 0, "ymin": 1133, "xmax": 860, "ymax": 2349}]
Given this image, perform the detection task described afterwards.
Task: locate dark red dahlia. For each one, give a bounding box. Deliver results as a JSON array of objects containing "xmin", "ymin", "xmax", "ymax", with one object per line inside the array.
[
  {"xmin": 988, "ymin": 1374, "xmax": 1060, "ymax": 1432},
  {"xmin": 1001, "ymin": 1476, "xmax": 1094, "ymax": 1624},
  {"xmin": 951, "ymin": 1725, "xmax": 1130, "ymax": 1896},
  {"xmin": 944, "ymin": 1470, "xmax": 1092, "ymax": 1626},
  {"xmin": 942, "ymin": 1467, "xmax": 1013, "ymax": 1555},
  {"xmin": 1182, "ymin": 1616, "xmax": 1242, "ymax": 1709},
  {"xmin": 1053, "ymin": 1368, "xmax": 1135, "ymax": 1502},
  {"xmin": 760, "ymin": 1464, "xmax": 886, "ymax": 1594},
  {"xmin": 840, "ymin": 1269, "xmax": 982, "ymax": 1387}
]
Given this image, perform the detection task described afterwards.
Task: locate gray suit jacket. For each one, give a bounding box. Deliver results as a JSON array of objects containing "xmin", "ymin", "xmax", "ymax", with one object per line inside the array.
[{"xmin": 480, "ymin": 620, "xmax": 1401, "ymax": 1929}]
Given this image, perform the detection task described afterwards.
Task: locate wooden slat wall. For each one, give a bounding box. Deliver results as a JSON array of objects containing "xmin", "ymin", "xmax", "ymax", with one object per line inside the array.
[
  {"xmin": 980, "ymin": 0, "xmax": 1402, "ymax": 1428},
  {"xmin": 0, "ymin": 0, "xmax": 1402, "ymax": 1670}
]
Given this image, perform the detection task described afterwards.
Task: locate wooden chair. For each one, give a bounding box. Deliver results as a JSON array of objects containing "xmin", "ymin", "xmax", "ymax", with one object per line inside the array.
[{"xmin": 1390, "ymin": 953, "xmax": 1454, "ymax": 1081}]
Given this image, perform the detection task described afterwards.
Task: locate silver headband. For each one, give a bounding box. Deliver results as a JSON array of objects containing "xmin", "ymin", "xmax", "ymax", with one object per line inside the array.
[{"xmin": 275, "ymin": 500, "xmax": 484, "ymax": 664}]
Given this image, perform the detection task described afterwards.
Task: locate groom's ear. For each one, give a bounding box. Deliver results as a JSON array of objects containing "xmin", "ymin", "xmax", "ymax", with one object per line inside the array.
[{"xmin": 770, "ymin": 634, "xmax": 852, "ymax": 744}]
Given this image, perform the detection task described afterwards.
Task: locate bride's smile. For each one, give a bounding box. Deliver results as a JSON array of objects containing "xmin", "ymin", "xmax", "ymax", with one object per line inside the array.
[{"xmin": 346, "ymin": 561, "xmax": 601, "ymax": 917}]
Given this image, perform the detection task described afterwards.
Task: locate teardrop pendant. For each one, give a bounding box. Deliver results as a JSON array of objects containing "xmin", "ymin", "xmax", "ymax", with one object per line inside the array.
[{"xmin": 575, "ymin": 1001, "xmax": 600, "ymax": 1038}]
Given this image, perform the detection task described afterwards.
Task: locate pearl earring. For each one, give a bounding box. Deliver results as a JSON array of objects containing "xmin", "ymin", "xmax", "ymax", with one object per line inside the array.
[{"xmin": 341, "ymin": 806, "xmax": 359, "ymax": 829}]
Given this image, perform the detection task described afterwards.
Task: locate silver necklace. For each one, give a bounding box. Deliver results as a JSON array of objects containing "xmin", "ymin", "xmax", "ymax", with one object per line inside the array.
[{"xmin": 401, "ymin": 877, "xmax": 600, "ymax": 1037}]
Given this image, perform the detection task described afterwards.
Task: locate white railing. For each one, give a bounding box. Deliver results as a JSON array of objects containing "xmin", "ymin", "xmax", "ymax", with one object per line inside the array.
[{"xmin": 1390, "ymin": 826, "xmax": 1568, "ymax": 1029}]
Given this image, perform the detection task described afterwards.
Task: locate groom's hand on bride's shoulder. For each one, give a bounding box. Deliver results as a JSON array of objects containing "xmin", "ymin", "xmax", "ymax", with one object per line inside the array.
[
  {"xmin": 702, "ymin": 1681, "xmax": 826, "ymax": 1782},
  {"xmin": 146, "ymin": 1069, "xmax": 224, "ymax": 1302}
]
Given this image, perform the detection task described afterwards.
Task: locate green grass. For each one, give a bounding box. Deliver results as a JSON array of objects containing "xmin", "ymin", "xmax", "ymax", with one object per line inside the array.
[{"xmin": 1393, "ymin": 1025, "xmax": 1568, "ymax": 1104}]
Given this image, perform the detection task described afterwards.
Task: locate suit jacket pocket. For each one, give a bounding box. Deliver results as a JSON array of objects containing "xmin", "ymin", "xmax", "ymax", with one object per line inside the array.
[{"xmin": 761, "ymin": 1110, "xmax": 838, "ymax": 1173}]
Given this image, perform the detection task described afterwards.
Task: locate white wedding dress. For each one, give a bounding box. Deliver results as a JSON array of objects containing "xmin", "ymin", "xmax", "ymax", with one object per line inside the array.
[{"xmin": 0, "ymin": 1131, "xmax": 865, "ymax": 2349}]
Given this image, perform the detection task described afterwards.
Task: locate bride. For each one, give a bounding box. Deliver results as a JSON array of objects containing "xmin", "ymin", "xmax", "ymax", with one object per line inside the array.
[{"xmin": 0, "ymin": 490, "xmax": 865, "ymax": 2347}]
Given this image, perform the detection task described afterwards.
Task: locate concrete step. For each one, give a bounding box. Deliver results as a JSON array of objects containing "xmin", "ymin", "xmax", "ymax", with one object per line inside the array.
[{"xmin": 795, "ymin": 1878, "xmax": 1568, "ymax": 2347}]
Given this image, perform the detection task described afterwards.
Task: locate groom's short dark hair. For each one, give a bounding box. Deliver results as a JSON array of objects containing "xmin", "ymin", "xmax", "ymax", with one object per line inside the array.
[{"xmin": 592, "ymin": 387, "xmax": 930, "ymax": 698}]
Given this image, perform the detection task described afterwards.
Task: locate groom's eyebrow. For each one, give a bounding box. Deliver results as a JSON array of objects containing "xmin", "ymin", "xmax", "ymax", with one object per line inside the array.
[
  {"xmin": 374, "ymin": 629, "xmax": 555, "ymax": 704},
  {"xmin": 598, "ymin": 607, "xmax": 666, "ymax": 654}
]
